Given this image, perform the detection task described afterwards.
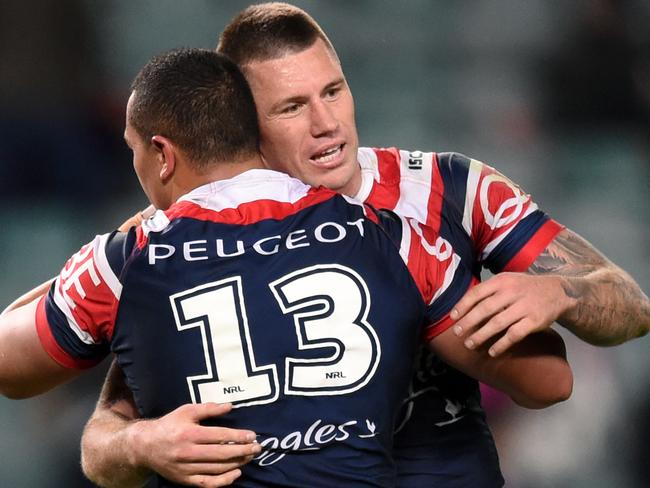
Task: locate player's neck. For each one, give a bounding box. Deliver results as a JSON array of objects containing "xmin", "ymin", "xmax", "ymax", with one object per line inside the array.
[
  {"xmin": 177, "ymin": 154, "xmax": 265, "ymax": 197},
  {"xmin": 200, "ymin": 154, "xmax": 264, "ymax": 182},
  {"xmin": 339, "ymin": 165, "xmax": 363, "ymax": 197}
]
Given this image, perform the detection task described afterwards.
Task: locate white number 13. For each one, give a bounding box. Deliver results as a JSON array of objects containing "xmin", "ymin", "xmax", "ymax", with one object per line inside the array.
[{"xmin": 170, "ymin": 264, "xmax": 380, "ymax": 408}]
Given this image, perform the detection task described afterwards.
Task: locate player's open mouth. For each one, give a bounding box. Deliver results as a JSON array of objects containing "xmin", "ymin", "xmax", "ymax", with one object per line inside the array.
[{"xmin": 309, "ymin": 144, "xmax": 345, "ymax": 168}]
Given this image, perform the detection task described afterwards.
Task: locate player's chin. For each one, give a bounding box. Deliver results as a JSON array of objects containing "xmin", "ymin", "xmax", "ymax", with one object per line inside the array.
[
  {"xmin": 317, "ymin": 157, "xmax": 358, "ymax": 186},
  {"xmin": 313, "ymin": 167, "xmax": 354, "ymax": 192}
]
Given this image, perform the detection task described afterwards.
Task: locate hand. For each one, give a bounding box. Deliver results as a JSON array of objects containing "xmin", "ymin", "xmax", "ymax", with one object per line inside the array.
[
  {"xmin": 450, "ymin": 273, "xmax": 571, "ymax": 357},
  {"xmin": 118, "ymin": 205, "xmax": 156, "ymax": 232},
  {"xmin": 131, "ymin": 402, "xmax": 261, "ymax": 487}
]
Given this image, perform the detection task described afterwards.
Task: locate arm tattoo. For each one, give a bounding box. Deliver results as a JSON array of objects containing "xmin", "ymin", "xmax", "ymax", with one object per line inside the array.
[
  {"xmin": 528, "ymin": 229, "xmax": 650, "ymax": 345},
  {"xmin": 529, "ymin": 230, "xmax": 607, "ymax": 278}
]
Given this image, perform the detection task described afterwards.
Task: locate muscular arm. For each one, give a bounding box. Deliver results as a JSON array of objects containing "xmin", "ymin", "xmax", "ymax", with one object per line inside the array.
[
  {"xmin": 452, "ymin": 228, "xmax": 650, "ymax": 355},
  {"xmin": 0, "ymin": 207, "xmax": 158, "ymax": 398},
  {"xmin": 81, "ymin": 361, "xmax": 152, "ymax": 488},
  {"xmin": 81, "ymin": 361, "xmax": 260, "ymax": 488},
  {"xmin": 529, "ymin": 228, "xmax": 650, "ymax": 345},
  {"xmin": 0, "ymin": 300, "xmax": 81, "ymax": 398},
  {"xmin": 430, "ymin": 325, "xmax": 572, "ymax": 409}
]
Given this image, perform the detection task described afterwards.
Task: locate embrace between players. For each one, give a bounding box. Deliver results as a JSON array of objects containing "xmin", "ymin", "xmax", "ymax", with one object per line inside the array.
[{"xmin": 1, "ymin": 3, "xmax": 649, "ymax": 488}]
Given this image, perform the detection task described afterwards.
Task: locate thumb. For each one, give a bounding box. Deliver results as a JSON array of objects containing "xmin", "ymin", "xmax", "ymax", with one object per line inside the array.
[{"xmin": 184, "ymin": 402, "xmax": 233, "ymax": 422}]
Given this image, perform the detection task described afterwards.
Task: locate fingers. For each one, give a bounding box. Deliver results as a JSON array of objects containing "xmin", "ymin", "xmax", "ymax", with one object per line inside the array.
[
  {"xmin": 451, "ymin": 283, "xmax": 536, "ymax": 356},
  {"xmin": 485, "ymin": 320, "xmax": 536, "ymax": 357},
  {"xmin": 175, "ymin": 403, "xmax": 258, "ymax": 445},
  {"xmin": 451, "ymin": 273, "xmax": 562, "ymax": 356},
  {"xmin": 140, "ymin": 204, "xmax": 156, "ymax": 219},
  {"xmin": 181, "ymin": 402, "xmax": 233, "ymax": 421},
  {"xmin": 177, "ymin": 456, "xmax": 255, "ymax": 475},
  {"xmin": 450, "ymin": 280, "xmax": 498, "ymax": 323},
  {"xmin": 191, "ymin": 427, "xmax": 259, "ymax": 446},
  {"xmin": 181, "ymin": 442, "xmax": 262, "ymax": 463},
  {"xmin": 117, "ymin": 205, "xmax": 156, "ymax": 232},
  {"xmin": 117, "ymin": 213, "xmax": 143, "ymax": 232},
  {"xmin": 462, "ymin": 302, "xmax": 526, "ymax": 350},
  {"xmin": 454, "ymin": 297, "xmax": 544, "ymax": 357},
  {"xmin": 452, "ymin": 289, "xmax": 514, "ymax": 341},
  {"xmin": 185, "ymin": 468, "xmax": 242, "ymax": 487}
]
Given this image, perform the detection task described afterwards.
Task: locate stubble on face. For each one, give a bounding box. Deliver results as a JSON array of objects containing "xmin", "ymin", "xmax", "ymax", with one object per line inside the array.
[{"xmin": 242, "ymin": 40, "xmax": 362, "ymax": 196}]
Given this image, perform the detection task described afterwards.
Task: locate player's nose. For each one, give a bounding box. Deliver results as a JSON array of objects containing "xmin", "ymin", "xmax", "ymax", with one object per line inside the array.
[{"xmin": 310, "ymin": 99, "xmax": 338, "ymax": 136}]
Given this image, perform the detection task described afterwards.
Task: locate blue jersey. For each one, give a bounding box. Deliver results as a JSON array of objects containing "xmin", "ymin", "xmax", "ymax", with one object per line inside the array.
[
  {"xmin": 355, "ymin": 148, "xmax": 564, "ymax": 487},
  {"xmin": 36, "ymin": 169, "xmax": 471, "ymax": 487}
]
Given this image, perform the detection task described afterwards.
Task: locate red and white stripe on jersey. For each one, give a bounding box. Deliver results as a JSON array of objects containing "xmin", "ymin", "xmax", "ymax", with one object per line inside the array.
[
  {"xmin": 462, "ymin": 158, "xmax": 538, "ymax": 262},
  {"xmin": 35, "ymin": 233, "xmax": 122, "ymax": 366},
  {"xmin": 391, "ymin": 214, "xmax": 463, "ymax": 339},
  {"xmin": 135, "ymin": 169, "xmax": 346, "ymax": 248},
  {"xmin": 356, "ymin": 147, "xmax": 562, "ymax": 271},
  {"xmin": 356, "ymin": 147, "xmax": 444, "ymax": 232}
]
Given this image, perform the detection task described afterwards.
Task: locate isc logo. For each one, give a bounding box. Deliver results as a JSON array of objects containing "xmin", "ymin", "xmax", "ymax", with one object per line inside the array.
[{"xmin": 407, "ymin": 151, "xmax": 423, "ymax": 170}]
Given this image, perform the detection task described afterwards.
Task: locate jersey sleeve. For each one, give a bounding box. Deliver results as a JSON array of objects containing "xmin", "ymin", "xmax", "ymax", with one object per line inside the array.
[
  {"xmin": 436, "ymin": 152, "xmax": 564, "ymax": 273},
  {"xmin": 375, "ymin": 209, "xmax": 473, "ymax": 341},
  {"xmin": 34, "ymin": 230, "xmax": 134, "ymax": 369}
]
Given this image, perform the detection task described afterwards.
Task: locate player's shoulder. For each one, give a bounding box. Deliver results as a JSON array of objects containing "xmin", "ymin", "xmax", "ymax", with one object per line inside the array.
[
  {"xmin": 150, "ymin": 171, "xmax": 345, "ymax": 231},
  {"xmin": 359, "ymin": 146, "xmax": 436, "ymax": 176},
  {"xmin": 436, "ymin": 151, "xmax": 472, "ymax": 171},
  {"xmin": 358, "ymin": 146, "xmax": 483, "ymax": 179},
  {"xmin": 63, "ymin": 230, "xmax": 133, "ymax": 271}
]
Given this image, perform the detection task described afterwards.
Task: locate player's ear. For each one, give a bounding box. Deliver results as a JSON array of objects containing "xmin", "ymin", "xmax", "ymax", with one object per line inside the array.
[{"xmin": 150, "ymin": 135, "xmax": 176, "ymax": 182}]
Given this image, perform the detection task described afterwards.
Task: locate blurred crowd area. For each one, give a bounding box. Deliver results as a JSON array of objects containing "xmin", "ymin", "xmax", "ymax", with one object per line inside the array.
[{"xmin": 1, "ymin": 1, "xmax": 648, "ymax": 487}]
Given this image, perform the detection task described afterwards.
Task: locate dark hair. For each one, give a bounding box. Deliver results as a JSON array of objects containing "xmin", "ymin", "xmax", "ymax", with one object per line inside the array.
[
  {"xmin": 129, "ymin": 48, "xmax": 259, "ymax": 169},
  {"xmin": 217, "ymin": 2, "xmax": 338, "ymax": 66}
]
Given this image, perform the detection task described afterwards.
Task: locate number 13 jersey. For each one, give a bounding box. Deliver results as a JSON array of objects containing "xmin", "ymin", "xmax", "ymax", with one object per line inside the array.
[{"xmin": 36, "ymin": 169, "xmax": 471, "ymax": 487}]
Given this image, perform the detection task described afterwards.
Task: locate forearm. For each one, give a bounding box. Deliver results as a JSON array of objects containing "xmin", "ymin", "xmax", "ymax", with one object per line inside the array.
[
  {"xmin": 431, "ymin": 328, "xmax": 572, "ymax": 409},
  {"xmin": 81, "ymin": 360, "xmax": 152, "ymax": 487},
  {"xmin": 81, "ymin": 410, "xmax": 152, "ymax": 488},
  {"xmin": 82, "ymin": 360, "xmax": 257, "ymax": 487},
  {"xmin": 529, "ymin": 229, "xmax": 650, "ymax": 345},
  {"xmin": 485, "ymin": 329, "xmax": 573, "ymax": 409}
]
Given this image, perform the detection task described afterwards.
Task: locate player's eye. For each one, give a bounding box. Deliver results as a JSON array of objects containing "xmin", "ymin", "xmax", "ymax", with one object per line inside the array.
[
  {"xmin": 325, "ymin": 86, "xmax": 341, "ymax": 100},
  {"xmin": 281, "ymin": 103, "xmax": 302, "ymax": 115}
]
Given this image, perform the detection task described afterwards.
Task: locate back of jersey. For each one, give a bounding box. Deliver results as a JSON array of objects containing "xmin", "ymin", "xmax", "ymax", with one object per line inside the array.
[{"xmin": 111, "ymin": 171, "xmax": 429, "ymax": 487}]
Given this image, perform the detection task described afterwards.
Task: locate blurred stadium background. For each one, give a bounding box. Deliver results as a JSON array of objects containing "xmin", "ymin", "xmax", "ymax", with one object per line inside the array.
[{"xmin": 1, "ymin": 1, "xmax": 648, "ymax": 486}]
